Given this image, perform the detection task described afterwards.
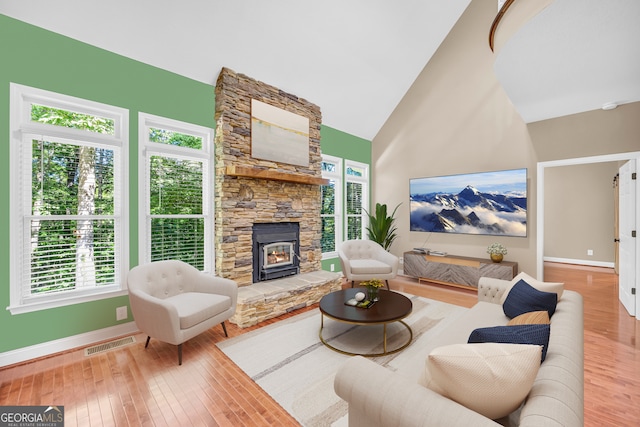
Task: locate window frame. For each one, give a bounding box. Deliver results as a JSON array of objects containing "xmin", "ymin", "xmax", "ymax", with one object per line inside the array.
[
  {"xmin": 320, "ymin": 155, "xmax": 343, "ymax": 259},
  {"xmin": 138, "ymin": 112, "xmax": 214, "ymax": 272},
  {"xmin": 9, "ymin": 83, "xmax": 129, "ymax": 315},
  {"xmin": 344, "ymin": 159, "xmax": 370, "ymax": 242}
]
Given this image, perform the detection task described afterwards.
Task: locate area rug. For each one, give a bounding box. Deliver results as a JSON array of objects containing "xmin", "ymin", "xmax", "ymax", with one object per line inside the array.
[{"xmin": 216, "ymin": 294, "xmax": 468, "ymax": 426}]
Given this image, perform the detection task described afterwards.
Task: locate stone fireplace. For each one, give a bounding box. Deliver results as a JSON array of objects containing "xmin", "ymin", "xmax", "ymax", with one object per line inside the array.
[{"xmin": 214, "ymin": 68, "xmax": 326, "ymax": 287}]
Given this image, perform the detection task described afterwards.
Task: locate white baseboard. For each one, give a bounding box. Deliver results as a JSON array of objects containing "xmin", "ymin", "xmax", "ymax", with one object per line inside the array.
[
  {"xmin": 0, "ymin": 321, "xmax": 139, "ymax": 368},
  {"xmin": 543, "ymin": 256, "xmax": 615, "ymax": 269}
]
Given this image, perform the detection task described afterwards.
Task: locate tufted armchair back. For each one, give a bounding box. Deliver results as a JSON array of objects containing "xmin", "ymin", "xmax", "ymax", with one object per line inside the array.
[
  {"xmin": 128, "ymin": 259, "xmax": 200, "ymax": 300},
  {"xmin": 340, "ymin": 239, "xmax": 385, "ymax": 260}
]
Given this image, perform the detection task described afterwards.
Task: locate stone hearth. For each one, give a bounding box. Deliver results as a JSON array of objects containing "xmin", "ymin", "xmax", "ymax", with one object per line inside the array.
[{"xmin": 229, "ymin": 270, "xmax": 342, "ymax": 328}]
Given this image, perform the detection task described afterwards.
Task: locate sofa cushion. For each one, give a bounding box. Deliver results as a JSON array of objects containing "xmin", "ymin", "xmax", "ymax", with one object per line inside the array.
[
  {"xmin": 349, "ymin": 259, "xmax": 392, "ymax": 275},
  {"xmin": 503, "ymin": 279, "xmax": 558, "ymax": 319},
  {"xmin": 468, "ymin": 324, "xmax": 551, "ymax": 362},
  {"xmin": 500, "ymin": 272, "xmax": 564, "ymax": 303},
  {"xmin": 507, "ymin": 310, "xmax": 550, "ymax": 325},
  {"xmin": 169, "ymin": 292, "xmax": 232, "ymax": 329},
  {"xmin": 422, "ymin": 343, "xmax": 541, "ymax": 420}
]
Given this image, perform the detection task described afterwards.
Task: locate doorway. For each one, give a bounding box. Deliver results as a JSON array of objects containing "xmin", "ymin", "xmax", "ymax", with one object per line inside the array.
[{"xmin": 537, "ymin": 152, "xmax": 640, "ymax": 320}]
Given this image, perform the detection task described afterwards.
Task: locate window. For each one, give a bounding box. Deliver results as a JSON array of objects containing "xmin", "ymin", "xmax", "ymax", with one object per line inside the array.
[
  {"xmin": 9, "ymin": 84, "xmax": 128, "ymax": 314},
  {"xmin": 138, "ymin": 113, "xmax": 213, "ymax": 271},
  {"xmin": 345, "ymin": 160, "xmax": 369, "ymax": 240},
  {"xmin": 320, "ymin": 155, "xmax": 342, "ymax": 257}
]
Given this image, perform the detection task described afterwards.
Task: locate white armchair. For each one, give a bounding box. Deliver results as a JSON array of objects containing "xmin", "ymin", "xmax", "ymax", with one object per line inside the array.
[
  {"xmin": 338, "ymin": 240, "xmax": 399, "ymax": 289},
  {"xmin": 127, "ymin": 260, "xmax": 238, "ymax": 365}
]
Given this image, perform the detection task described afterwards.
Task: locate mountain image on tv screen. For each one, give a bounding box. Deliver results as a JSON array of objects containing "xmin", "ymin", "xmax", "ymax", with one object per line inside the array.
[{"xmin": 410, "ymin": 168, "xmax": 527, "ymax": 237}]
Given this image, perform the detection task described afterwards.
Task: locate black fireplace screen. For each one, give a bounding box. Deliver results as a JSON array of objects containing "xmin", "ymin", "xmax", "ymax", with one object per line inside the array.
[{"xmin": 264, "ymin": 242, "xmax": 294, "ymax": 268}]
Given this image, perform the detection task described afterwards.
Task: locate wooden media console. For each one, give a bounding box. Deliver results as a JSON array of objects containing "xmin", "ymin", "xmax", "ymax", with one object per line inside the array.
[{"xmin": 403, "ymin": 251, "xmax": 518, "ymax": 290}]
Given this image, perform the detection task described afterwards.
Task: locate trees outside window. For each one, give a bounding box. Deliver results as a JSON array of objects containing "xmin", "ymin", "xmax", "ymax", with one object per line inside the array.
[
  {"xmin": 9, "ymin": 84, "xmax": 128, "ymax": 313},
  {"xmin": 138, "ymin": 113, "xmax": 213, "ymax": 271}
]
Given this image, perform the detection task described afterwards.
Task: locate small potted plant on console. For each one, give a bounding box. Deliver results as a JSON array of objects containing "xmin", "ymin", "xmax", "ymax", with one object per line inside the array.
[{"xmin": 487, "ymin": 242, "xmax": 507, "ymax": 263}]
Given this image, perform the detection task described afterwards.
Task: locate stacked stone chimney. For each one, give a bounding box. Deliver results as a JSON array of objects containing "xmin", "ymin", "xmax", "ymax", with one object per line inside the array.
[{"xmin": 214, "ymin": 68, "xmax": 324, "ymax": 287}]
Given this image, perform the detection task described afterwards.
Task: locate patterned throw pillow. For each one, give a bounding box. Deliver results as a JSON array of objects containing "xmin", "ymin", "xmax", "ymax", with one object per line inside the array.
[
  {"xmin": 423, "ymin": 343, "xmax": 541, "ymax": 420},
  {"xmin": 500, "ymin": 272, "xmax": 564, "ymax": 304},
  {"xmin": 507, "ymin": 310, "xmax": 550, "ymax": 325},
  {"xmin": 503, "ymin": 279, "xmax": 558, "ymax": 319},
  {"xmin": 468, "ymin": 324, "xmax": 551, "ymax": 362}
]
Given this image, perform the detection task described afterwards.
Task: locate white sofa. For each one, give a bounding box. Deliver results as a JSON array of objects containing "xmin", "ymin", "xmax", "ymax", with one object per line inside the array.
[{"xmin": 334, "ymin": 276, "xmax": 584, "ymax": 426}]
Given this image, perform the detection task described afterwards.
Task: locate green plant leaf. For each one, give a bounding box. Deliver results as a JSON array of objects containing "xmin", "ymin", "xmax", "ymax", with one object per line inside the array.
[{"xmin": 365, "ymin": 202, "xmax": 401, "ymax": 250}]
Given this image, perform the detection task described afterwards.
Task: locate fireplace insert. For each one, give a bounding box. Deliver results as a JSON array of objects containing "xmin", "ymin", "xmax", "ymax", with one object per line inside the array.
[{"xmin": 252, "ymin": 222, "xmax": 300, "ymax": 282}]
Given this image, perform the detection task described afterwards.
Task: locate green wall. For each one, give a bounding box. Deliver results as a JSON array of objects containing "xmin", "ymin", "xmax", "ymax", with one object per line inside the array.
[
  {"xmin": 0, "ymin": 15, "xmax": 216, "ymax": 353},
  {"xmin": 320, "ymin": 125, "xmax": 371, "ymax": 165},
  {"xmin": 0, "ymin": 15, "xmax": 371, "ymax": 355}
]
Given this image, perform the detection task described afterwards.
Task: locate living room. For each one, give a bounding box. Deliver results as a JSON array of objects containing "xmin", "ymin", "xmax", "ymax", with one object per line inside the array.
[{"xmin": 1, "ymin": 1, "xmax": 639, "ymax": 426}]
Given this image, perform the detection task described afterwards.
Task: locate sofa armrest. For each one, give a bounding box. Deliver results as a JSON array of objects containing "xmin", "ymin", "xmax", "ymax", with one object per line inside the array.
[
  {"xmin": 338, "ymin": 250, "xmax": 353, "ymax": 280},
  {"xmin": 334, "ymin": 356, "xmax": 500, "ymax": 427},
  {"xmin": 192, "ymin": 273, "xmax": 238, "ymax": 309},
  {"xmin": 128, "ymin": 289, "xmax": 182, "ymax": 344},
  {"xmin": 374, "ymin": 249, "xmax": 399, "ymax": 274},
  {"xmin": 477, "ymin": 276, "xmax": 511, "ymax": 304}
]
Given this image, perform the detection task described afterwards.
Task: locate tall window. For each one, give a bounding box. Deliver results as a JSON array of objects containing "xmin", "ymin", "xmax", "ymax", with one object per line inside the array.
[
  {"xmin": 9, "ymin": 84, "xmax": 128, "ymax": 314},
  {"xmin": 138, "ymin": 113, "xmax": 213, "ymax": 271},
  {"xmin": 320, "ymin": 155, "xmax": 342, "ymax": 257},
  {"xmin": 345, "ymin": 160, "xmax": 369, "ymax": 240}
]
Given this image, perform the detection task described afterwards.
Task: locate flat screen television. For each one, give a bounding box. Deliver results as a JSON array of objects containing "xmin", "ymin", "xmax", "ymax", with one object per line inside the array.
[{"xmin": 410, "ymin": 168, "xmax": 527, "ymax": 237}]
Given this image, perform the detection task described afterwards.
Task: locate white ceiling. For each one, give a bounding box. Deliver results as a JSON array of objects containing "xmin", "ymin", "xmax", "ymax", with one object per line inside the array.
[
  {"xmin": 1, "ymin": 0, "xmax": 638, "ymax": 140},
  {"xmin": 494, "ymin": 0, "xmax": 640, "ymax": 123}
]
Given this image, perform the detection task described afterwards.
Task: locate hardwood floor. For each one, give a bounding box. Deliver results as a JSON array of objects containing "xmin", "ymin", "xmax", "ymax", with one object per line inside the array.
[{"xmin": 1, "ymin": 263, "xmax": 638, "ymax": 426}]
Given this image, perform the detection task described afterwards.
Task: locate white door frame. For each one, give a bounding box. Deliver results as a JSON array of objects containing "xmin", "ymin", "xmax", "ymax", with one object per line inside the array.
[{"xmin": 537, "ymin": 152, "xmax": 640, "ymax": 313}]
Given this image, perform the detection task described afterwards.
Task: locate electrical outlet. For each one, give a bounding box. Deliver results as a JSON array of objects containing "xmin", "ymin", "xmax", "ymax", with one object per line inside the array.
[
  {"xmin": 587, "ymin": 249, "xmax": 593, "ymax": 256},
  {"xmin": 116, "ymin": 306, "xmax": 128, "ymax": 321},
  {"xmin": 330, "ymin": 264, "xmax": 335, "ymax": 271}
]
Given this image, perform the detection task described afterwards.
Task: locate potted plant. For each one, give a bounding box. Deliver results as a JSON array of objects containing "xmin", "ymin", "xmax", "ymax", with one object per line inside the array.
[
  {"xmin": 360, "ymin": 278, "xmax": 385, "ymax": 301},
  {"xmin": 487, "ymin": 242, "xmax": 507, "ymax": 263},
  {"xmin": 365, "ymin": 202, "xmax": 401, "ymax": 251}
]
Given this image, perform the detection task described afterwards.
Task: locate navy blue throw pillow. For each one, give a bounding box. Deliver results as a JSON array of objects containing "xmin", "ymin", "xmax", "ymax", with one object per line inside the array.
[
  {"xmin": 468, "ymin": 324, "xmax": 551, "ymax": 362},
  {"xmin": 503, "ymin": 279, "xmax": 558, "ymax": 319}
]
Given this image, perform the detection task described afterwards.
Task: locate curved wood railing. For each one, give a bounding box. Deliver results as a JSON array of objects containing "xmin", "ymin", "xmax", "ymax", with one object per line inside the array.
[{"xmin": 489, "ymin": 0, "xmax": 516, "ymax": 51}]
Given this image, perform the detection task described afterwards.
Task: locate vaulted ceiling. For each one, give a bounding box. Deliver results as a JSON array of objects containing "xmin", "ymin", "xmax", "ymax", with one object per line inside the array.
[{"xmin": 1, "ymin": 0, "xmax": 638, "ymax": 140}]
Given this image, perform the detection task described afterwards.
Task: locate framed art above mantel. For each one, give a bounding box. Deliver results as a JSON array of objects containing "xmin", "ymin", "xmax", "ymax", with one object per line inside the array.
[{"xmin": 251, "ymin": 99, "xmax": 310, "ymax": 167}]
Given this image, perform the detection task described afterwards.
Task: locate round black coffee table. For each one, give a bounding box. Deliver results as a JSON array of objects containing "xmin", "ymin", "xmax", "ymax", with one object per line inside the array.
[{"xmin": 318, "ymin": 288, "xmax": 413, "ymax": 357}]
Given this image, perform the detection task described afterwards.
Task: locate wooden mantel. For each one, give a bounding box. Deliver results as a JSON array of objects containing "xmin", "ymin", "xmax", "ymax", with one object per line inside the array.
[{"xmin": 225, "ymin": 165, "xmax": 329, "ymax": 186}]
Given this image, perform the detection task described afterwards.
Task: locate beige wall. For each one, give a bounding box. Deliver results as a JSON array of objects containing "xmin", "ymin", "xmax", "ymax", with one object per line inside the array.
[
  {"xmin": 544, "ymin": 162, "xmax": 619, "ymax": 263},
  {"xmin": 529, "ymin": 102, "xmax": 640, "ymax": 162},
  {"xmin": 372, "ymin": 0, "xmax": 640, "ymax": 277},
  {"xmin": 373, "ymin": 0, "xmax": 537, "ymax": 274}
]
